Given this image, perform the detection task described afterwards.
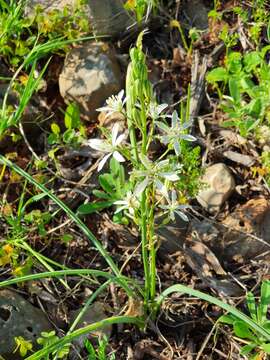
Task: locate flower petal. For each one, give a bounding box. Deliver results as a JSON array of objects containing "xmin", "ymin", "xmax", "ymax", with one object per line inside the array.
[
  {"xmin": 156, "ymin": 121, "xmax": 170, "ymax": 133},
  {"xmin": 161, "ymin": 172, "xmax": 179, "ymax": 181},
  {"xmin": 155, "ymin": 179, "xmax": 167, "ymax": 196},
  {"xmin": 175, "ymin": 210, "xmax": 189, "ymax": 221},
  {"xmin": 139, "ymin": 154, "xmax": 153, "ymax": 169},
  {"xmin": 171, "ymin": 110, "xmax": 179, "ymax": 128},
  {"xmin": 111, "ymin": 123, "xmax": 119, "ymax": 145},
  {"xmin": 134, "ymin": 177, "xmax": 149, "ymax": 196},
  {"xmin": 88, "ymin": 139, "xmax": 107, "ymax": 151},
  {"xmin": 114, "ymin": 132, "xmax": 125, "ymax": 146},
  {"xmin": 97, "ymin": 153, "xmax": 112, "ymax": 172},
  {"xmin": 113, "ymin": 151, "xmax": 125, "ymax": 162},
  {"xmin": 173, "ymin": 141, "xmax": 181, "ymax": 156},
  {"xmin": 180, "ymin": 134, "xmax": 196, "ymax": 142},
  {"xmin": 157, "ymin": 103, "xmax": 168, "ymax": 114}
]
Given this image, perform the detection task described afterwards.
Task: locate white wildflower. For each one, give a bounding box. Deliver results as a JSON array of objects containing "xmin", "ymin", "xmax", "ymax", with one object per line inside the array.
[
  {"xmin": 148, "ymin": 102, "xmax": 168, "ymax": 120},
  {"xmin": 114, "ymin": 191, "xmax": 139, "ymax": 217},
  {"xmin": 96, "ymin": 90, "xmax": 127, "ymax": 118},
  {"xmin": 156, "ymin": 110, "xmax": 196, "ymax": 156},
  {"xmin": 159, "ymin": 190, "xmax": 190, "ymax": 221},
  {"xmin": 133, "ymin": 154, "xmax": 180, "ymax": 196},
  {"xmin": 88, "ymin": 123, "xmax": 125, "ymax": 172}
]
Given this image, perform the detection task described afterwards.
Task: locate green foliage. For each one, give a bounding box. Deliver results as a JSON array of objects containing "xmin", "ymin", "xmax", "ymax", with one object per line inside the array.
[
  {"xmin": 124, "ymin": 0, "xmax": 159, "ymax": 23},
  {"xmin": 207, "ymin": 49, "xmax": 270, "ymax": 137},
  {"xmin": 37, "ymin": 331, "xmax": 70, "ymax": 359},
  {"xmin": 219, "ymin": 281, "xmax": 270, "ymax": 359},
  {"xmin": 0, "ymin": 0, "xmax": 89, "ymax": 67},
  {"xmin": 78, "ymin": 157, "xmax": 131, "ymax": 224},
  {"xmin": 85, "ymin": 336, "xmax": 116, "ymax": 360},
  {"xmin": 13, "ymin": 336, "xmax": 33, "ymax": 357},
  {"xmin": 48, "ymin": 102, "xmax": 86, "ymax": 147}
]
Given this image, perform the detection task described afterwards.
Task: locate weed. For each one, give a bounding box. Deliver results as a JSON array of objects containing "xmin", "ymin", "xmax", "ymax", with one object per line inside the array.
[
  {"xmin": 206, "ymin": 49, "xmax": 270, "ymax": 137},
  {"xmin": 219, "ymin": 281, "xmax": 270, "ymax": 359},
  {"xmin": 85, "ymin": 336, "xmax": 116, "ymax": 360}
]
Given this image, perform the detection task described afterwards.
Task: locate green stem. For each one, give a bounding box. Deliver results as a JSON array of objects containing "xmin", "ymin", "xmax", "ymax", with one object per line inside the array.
[
  {"xmin": 141, "ymin": 190, "xmax": 150, "ymax": 303},
  {"xmin": 149, "ymin": 187, "xmax": 156, "ymax": 301},
  {"xmin": 126, "ymin": 64, "xmax": 139, "ymax": 163}
]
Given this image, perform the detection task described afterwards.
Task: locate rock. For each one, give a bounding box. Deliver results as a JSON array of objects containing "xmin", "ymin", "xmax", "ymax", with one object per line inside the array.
[
  {"xmin": 196, "ymin": 163, "xmax": 235, "ymax": 213},
  {"xmin": 182, "ymin": 0, "xmax": 209, "ymax": 30},
  {"xmin": 222, "ymin": 198, "xmax": 270, "ymax": 260},
  {"xmin": 86, "ymin": 0, "xmax": 133, "ymax": 37},
  {"xmin": 24, "ymin": 0, "xmax": 133, "ymax": 38},
  {"xmin": 59, "ymin": 42, "xmax": 122, "ymax": 120},
  {"xmin": 0, "ymin": 289, "xmax": 52, "ymax": 359},
  {"xmin": 24, "ymin": 0, "xmax": 75, "ymax": 16},
  {"xmin": 69, "ymin": 301, "xmax": 112, "ymax": 353}
]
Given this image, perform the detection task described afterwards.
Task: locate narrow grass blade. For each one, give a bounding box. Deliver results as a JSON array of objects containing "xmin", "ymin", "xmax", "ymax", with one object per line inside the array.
[
  {"xmin": 157, "ymin": 284, "xmax": 270, "ymax": 341},
  {"xmin": 25, "ymin": 316, "xmax": 143, "ymax": 360}
]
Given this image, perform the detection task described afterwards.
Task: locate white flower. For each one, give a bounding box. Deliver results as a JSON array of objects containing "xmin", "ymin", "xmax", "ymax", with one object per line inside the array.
[
  {"xmin": 133, "ymin": 154, "xmax": 180, "ymax": 196},
  {"xmin": 96, "ymin": 90, "xmax": 127, "ymax": 118},
  {"xmin": 159, "ymin": 190, "xmax": 190, "ymax": 221},
  {"xmin": 148, "ymin": 102, "xmax": 168, "ymax": 120},
  {"xmin": 156, "ymin": 110, "xmax": 196, "ymax": 156},
  {"xmin": 114, "ymin": 191, "xmax": 139, "ymax": 217},
  {"xmin": 88, "ymin": 123, "xmax": 125, "ymax": 172}
]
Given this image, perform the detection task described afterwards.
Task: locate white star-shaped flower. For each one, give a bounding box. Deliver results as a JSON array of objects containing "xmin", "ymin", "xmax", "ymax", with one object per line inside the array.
[
  {"xmin": 88, "ymin": 123, "xmax": 125, "ymax": 172},
  {"xmin": 133, "ymin": 154, "xmax": 180, "ymax": 196},
  {"xmin": 156, "ymin": 110, "xmax": 196, "ymax": 156},
  {"xmin": 96, "ymin": 90, "xmax": 127, "ymax": 118},
  {"xmin": 159, "ymin": 190, "xmax": 190, "ymax": 221}
]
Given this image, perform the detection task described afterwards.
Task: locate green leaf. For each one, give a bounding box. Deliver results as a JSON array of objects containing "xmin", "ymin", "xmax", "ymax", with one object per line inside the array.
[
  {"xmin": 51, "ymin": 123, "xmax": 60, "ymax": 135},
  {"xmin": 64, "ymin": 102, "xmax": 80, "ymax": 129},
  {"xmin": 99, "ymin": 174, "xmax": 115, "ymax": 193},
  {"xmin": 77, "ymin": 201, "xmax": 114, "ymax": 215},
  {"xmin": 258, "ymin": 281, "xmax": 270, "ymax": 325},
  {"xmin": 233, "ymin": 321, "xmax": 254, "ymax": 340},
  {"xmin": 92, "ymin": 190, "xmax": 112, "ymax": 200},
  {"xmin": 240, "ymin": 343, "xmax": 257, "ymax": 356},
  {"xmin": 261, "ymin": 343, "xmax": 270, "ymax": 353},
  {"xmin": 226, "ymin": 52, "xmax": 242, "ymax": 73},
  {"xmin": 206, "ymin": 67, "xmax": 228, "ymax": 83},
  {"xmin": 63, "ymin": 128, "xmax": 75, "ymax": 143},
  {"xmin": 243, "ymin": 51, "xmax": 262, "ymax": 72},
  {"xmin": 219, "ymin": 314, "xmax": 236, "ymax": 325},
  {"xmin": 229, "ymin": 78, "xmax": 241, "ymax": 104},
  {"xmin": 247, "ymin": 292, "xmax": 257, "ymax": 321},
  {"xmin": 84, "ymin": 339, "xmax": 96, "ymax": 359}
]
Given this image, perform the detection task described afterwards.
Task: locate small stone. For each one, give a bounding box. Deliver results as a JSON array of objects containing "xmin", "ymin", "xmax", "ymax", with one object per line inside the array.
[
  {"xmin": 0, "ymin": 289, "xmax": 52, "ymax": 359},
  {"xmin": 59, "ymin": 42, "xmax": 122, "ymax": 120},
  {"xmin": 196, "ymin": 163, "xmax": 235, "ymax": 213}
]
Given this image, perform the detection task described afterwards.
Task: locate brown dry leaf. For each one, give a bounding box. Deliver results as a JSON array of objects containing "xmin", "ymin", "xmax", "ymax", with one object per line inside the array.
[{"xmin": 124, "ymin": 297, "xmax": 144, "ymax": 317}]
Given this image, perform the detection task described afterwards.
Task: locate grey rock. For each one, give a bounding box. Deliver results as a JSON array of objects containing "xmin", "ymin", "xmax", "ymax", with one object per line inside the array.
[
  {"xmin": 182, "ymin": 0, "xmax": 209, "ymax": 30},
  {"xmin": 59, "ymin": 42, "xmax": 122, "ymax": 119},
  {"xmin": 86, "ymin": 0, "xmax": 133, "ymax": 37},
  {"xmin": 24, "ymin": 0, "xmax": 75, "ymax": 17},
  {"xmin": 196, "ymin": 163, "xmax": 235, "ymax": 213},
  {"xmin": 0, "ymin": 289, "xmax": 52, "ymax": 359}
]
